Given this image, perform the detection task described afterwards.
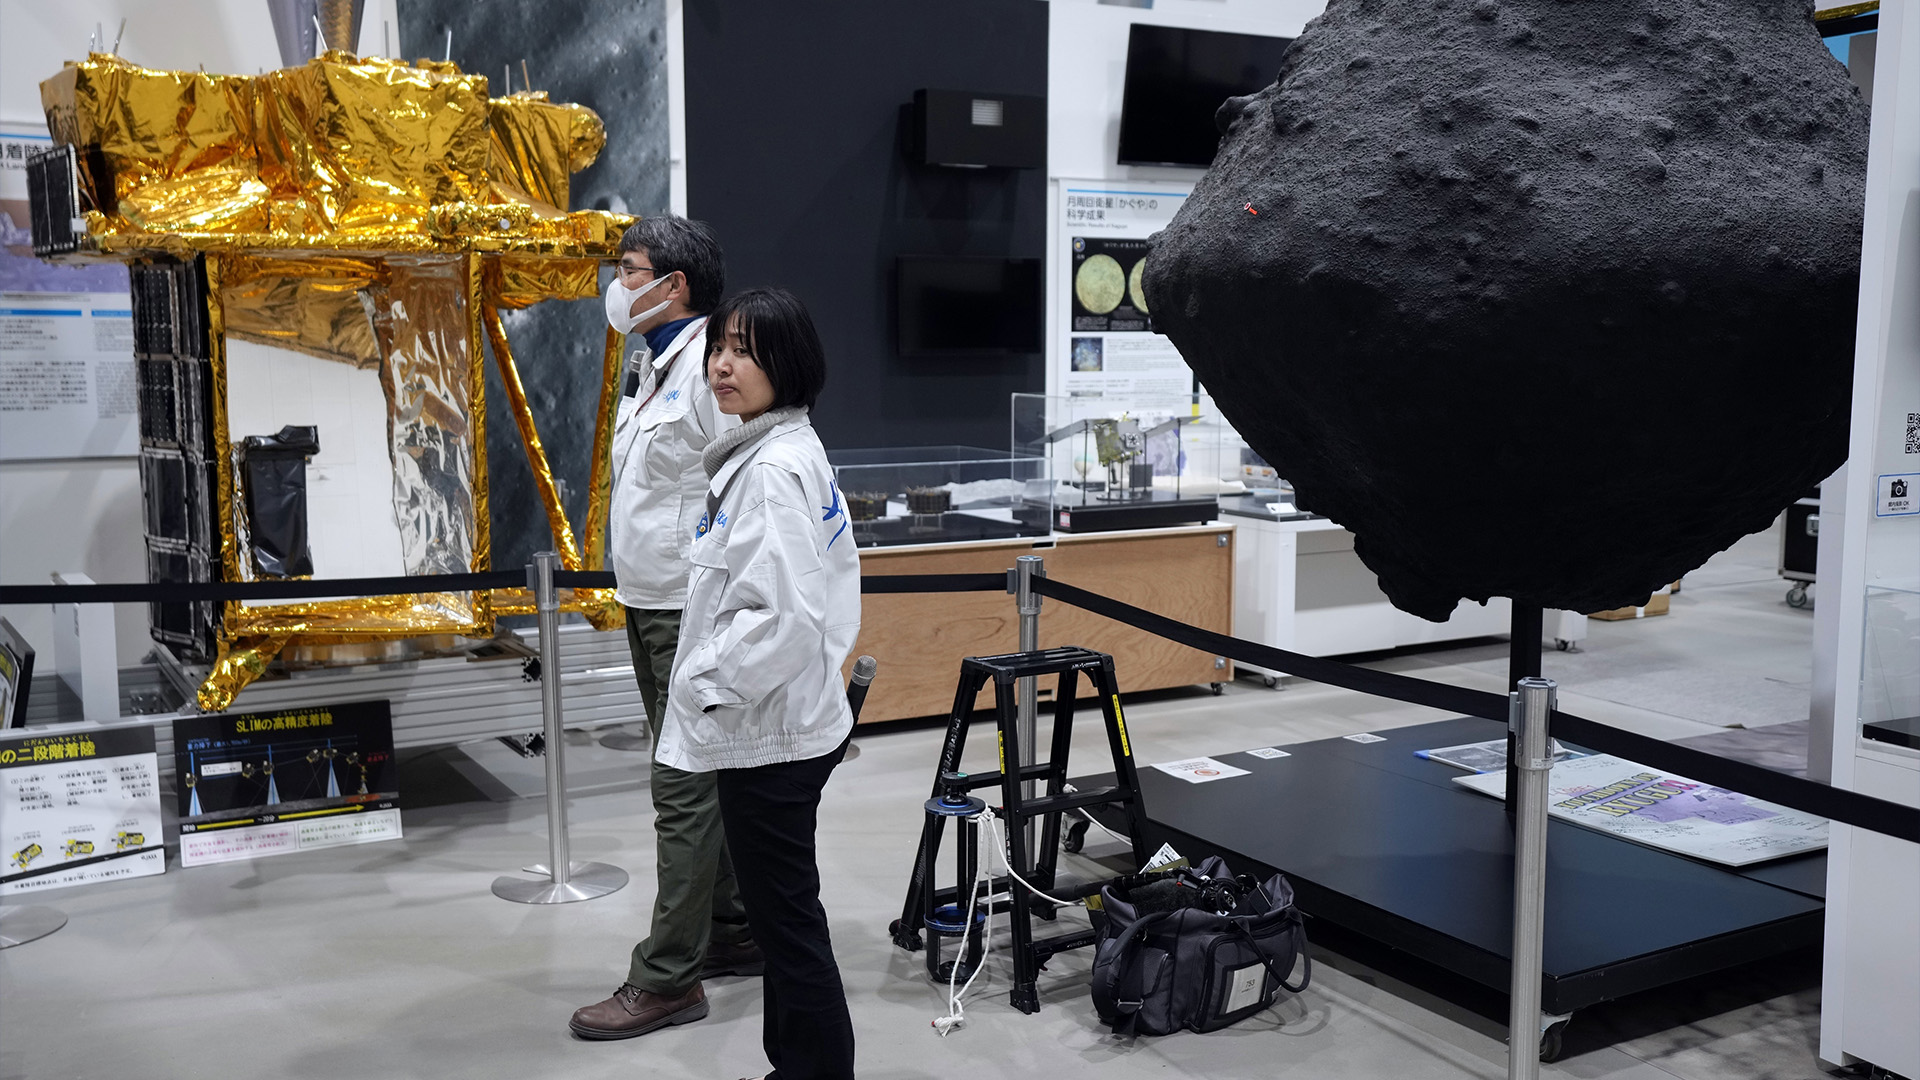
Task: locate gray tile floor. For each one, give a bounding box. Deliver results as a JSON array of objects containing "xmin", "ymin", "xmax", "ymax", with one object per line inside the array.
[{"xmin": 0, "ymin": 524, "xmax": 1834, "ymax": 1080}]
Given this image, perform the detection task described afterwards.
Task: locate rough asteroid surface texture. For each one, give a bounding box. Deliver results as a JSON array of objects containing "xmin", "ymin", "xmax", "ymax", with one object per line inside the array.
[{"xmin": 1145, "ymin": 0, "xmax": 1867, "ymax": 620}]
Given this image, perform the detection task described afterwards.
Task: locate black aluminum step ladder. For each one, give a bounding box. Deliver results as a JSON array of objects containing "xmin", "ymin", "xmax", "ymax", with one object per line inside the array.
[{"xmin": 890, "ymin": 646, "xmax": 1149, "ymax": 1013}]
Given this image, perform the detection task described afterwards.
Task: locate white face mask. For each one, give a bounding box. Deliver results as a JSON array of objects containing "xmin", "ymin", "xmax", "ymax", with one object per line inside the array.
[{"xmin": 604, "ymin": 271, "xmax": 674, "ymax": 335}]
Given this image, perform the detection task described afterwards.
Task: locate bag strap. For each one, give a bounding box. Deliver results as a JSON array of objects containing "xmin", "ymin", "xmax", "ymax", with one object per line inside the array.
[
  {"xmin": 1231, "ymin": 912, "xmax": 1311, "ymax": 994},
  {"xmin": 1096, "ymin": 909, "xmax": 1183, "ymax": 1034}
]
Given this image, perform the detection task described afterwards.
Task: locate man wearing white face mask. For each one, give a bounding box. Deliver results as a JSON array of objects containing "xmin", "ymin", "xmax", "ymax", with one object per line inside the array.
[{"xmin": 572, "ymin": 216, "xmax": 754, "ymax": 1041}]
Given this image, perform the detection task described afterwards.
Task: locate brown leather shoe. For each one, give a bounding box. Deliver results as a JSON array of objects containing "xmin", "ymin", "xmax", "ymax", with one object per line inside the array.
[
  {"xmin": 700, "ymin": 939, "xmax": 765, "ymax": 978},
  {"xmin": 568, "ymin": 982, "xmax": 708, "ymax": 1040}
]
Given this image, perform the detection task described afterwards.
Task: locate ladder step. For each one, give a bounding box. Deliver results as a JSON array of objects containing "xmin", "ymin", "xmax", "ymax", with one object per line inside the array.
[{"xmin": 1010, "ymin": 786, "xmax": 1128, "ymax": 818}]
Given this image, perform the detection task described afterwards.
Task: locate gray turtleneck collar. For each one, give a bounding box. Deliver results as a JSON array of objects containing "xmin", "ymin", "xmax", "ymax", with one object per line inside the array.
[{"xmin": 703, "ymin": 405, "xmax": 807, "ymax": 479}]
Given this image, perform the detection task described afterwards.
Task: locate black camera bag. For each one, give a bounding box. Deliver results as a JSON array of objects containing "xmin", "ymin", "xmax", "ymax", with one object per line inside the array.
[{"xmin": 1088, "ymin": 856, "xmax": 1310, "ymax": 1036}]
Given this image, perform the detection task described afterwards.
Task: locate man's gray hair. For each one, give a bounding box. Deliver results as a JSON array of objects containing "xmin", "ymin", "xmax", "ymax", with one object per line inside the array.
[{"xmin": 618, "ymin": 215, "xmax": 725, "ymax": 314}]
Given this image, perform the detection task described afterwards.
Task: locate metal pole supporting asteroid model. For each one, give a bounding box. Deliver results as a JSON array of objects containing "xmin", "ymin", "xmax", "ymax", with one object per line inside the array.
[{"xmin": 1144, "ymin": 0, "xmax": 1868, "ymax": 620}]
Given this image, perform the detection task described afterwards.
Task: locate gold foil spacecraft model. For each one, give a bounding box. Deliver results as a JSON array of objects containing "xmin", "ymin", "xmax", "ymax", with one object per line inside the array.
[{"xmin": 29, "ymin": 50, "xmax": 635, "ymax": 710}]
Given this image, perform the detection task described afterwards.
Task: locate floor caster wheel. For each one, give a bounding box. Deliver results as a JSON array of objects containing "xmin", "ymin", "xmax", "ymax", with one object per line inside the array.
[
  {"xmin": 1554, "ymin": 639, "xmax": 1572, "ymax": 652},
  {"xmin": 1539, "ymin": 1020, "xmax": 1568, "ymax": 1063},
  {"xmin": 1064, "ymin": 818, "xmax": 1089, "ymax": 854},
  {"xmin": 1262, "ymin": 674, "xmax": 1281, "ymax": 689},
  {"xmin": 1210, "ymin": 682, "xmax": 1225, "ymax": 696},
  {"xmin": 1786, "ymin": 585, "xmax": 1809, "ymax": 609}
]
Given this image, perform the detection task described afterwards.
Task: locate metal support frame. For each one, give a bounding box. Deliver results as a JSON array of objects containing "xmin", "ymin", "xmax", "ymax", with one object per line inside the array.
[
  {"xmin": 1508, "ymin": 676, "xmax": 1558, "ymax": 1079},
  {"xmin": 0, "ymin": 905, "xmax": 67, "ymax": 949},
  {"xmin": 1015, "ymin": 555, "xmax": 1044, "ymax": 848},
  {"xmin": 491, "ymin": 551, "xmax": 629, "ymax": 904}
]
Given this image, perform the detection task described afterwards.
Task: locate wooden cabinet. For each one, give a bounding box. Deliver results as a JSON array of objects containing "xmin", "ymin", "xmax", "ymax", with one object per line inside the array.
[{"xmin": 847, "ymin": 525, "xmax": 1234, "ymax": 723}]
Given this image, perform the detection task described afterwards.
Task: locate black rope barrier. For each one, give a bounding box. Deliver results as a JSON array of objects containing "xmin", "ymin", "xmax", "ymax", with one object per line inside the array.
[
  {"xmin": 0, "ymin": 570, "xmax": 1011, "ymax": 606},
  {"xmin": 1032, "ymin": 574, "xmax": 1920, "ymax": 845},
  {"xmin": 1033, "ymin": 576, "xmax": 1511, "ymax": 721},
  {"xmin": 0, "ymin": 571, "xmax": 527, "ymax": 605},
  {"xmin": 7, "ymin": 564, "xmax": 1913, "ymax": 843}
]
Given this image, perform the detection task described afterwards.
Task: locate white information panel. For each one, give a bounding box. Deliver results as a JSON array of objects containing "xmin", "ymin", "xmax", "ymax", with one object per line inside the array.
[
  {"xmin": 1, "ymin": 724, "xmax": 166, "ymax": 895},
  {"xmin": 1055, "ymin": 178, "xmax": 1195, "ymax": 405},
  {"xmin": 0, "ymin": 120, "xmax": 137, "ymax": 461}
]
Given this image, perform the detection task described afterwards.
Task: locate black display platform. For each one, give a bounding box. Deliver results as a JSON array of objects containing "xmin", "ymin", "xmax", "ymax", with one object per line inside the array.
[
  {"xmin": 849, "ymin": 512, "xmax": 1047, "ymax": 549},
  {"xmin": 1864, "ymin": 715, "xmax": 1920, "ymax": 751},
  {"xmin": 1021, "ymin": 491, "xmax": 1220, "ymax": 532},
  {"xmin": 1079, "ymin": 716, "xmax": 1825, "ymax": 1016}
]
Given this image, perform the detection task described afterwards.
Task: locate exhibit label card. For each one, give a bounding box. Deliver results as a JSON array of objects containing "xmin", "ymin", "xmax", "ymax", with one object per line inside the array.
[
  {"xmin": 1, "ymin": 724, "xmax": 165, "ymax": 894},
  {"xmin": 173, "ymin": 700, "xmax": 400, "ymax": 868},
  {"xmin": 1151, "ymin": 757, "xmax": 1252, "ymax": 784},
  {"xmin": 1452, "ymin": 753, "xmax": 1828, "ymax": 867}
]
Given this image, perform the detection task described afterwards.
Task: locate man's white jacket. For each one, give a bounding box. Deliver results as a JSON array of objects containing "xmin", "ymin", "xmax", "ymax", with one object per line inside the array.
[
  {"xmin": 655, "ymin": 413, "xmax": 862, "ymax": 772},
  {"xmin": 608, "ymin": 317, "xmax": 737, "ymax": 610}
]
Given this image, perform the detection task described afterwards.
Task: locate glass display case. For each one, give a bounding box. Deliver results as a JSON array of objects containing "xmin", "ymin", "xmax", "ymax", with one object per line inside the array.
[
  {"xmin": 826, "ymin": 445, "xmax": 1051, "ymax": 548},
  {"xmin": 1861, "ymin": 581, "xmax": 1920, "ymax": 751},
  {"xmin": 1012, "ymin": 392, "xmax": 1232, "ymax": 532}
]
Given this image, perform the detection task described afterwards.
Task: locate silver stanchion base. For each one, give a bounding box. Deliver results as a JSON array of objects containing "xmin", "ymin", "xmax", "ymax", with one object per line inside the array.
[
  {"xmin": 0, "ymin": 905, "xmax": 68, "ymax": 948},
  {"xmin": 491, "ymin": 861, "xmax": 628, "ymax": 904},
  {"xmin": 598, "ymin": 726, "xmax": 652, "ymax": 752},
  {"xmin": 842, "ymin": 741, "xmax": 861, "ymax": 762}
]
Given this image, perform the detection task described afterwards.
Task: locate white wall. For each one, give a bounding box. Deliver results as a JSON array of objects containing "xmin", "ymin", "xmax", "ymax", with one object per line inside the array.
[
  {"xmin": 1043, "ymin": 0, "xmax": 1326, "ymax": 396},
  {"xmin": 0, "ymin": 0, "xmax": 398, "ymax": 671}
]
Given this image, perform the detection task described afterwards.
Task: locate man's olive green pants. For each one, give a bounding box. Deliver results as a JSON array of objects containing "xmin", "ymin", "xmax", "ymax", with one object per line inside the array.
[{"xmin": 623, "ymin": 606, "xmax": 752, "ymax": 994}]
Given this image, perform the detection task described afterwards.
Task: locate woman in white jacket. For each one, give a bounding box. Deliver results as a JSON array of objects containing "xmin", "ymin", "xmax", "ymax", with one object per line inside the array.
[{"xmin": 655, "ymin": 288, "xmax": 861, "ymax": 1080}]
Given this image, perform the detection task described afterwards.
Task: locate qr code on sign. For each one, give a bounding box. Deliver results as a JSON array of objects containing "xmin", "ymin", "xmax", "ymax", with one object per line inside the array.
[{"xmin": 1908, "ymin": 412, "xmax": 1920, "ymax": 454}]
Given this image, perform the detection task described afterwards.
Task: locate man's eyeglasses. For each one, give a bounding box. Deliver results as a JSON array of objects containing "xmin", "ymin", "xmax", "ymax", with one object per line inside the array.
[{"xmin": 617, "ymin": 263, "xmax": 660, "ymax": 278}]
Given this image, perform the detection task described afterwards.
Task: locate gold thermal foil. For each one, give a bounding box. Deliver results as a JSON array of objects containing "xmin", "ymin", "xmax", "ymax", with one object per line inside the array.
[
  {"xmin": 584, "ymin": 325, "xmax": 622, "ymax": 572},
  {"xmin": 465, "ymin": 254, "xmax": 492, "ymax": 592},
  {"xmin": 492, "ymin": 256, "xmax": 599, "ymax": 310},
  {"xmin": 41, "ymin": 54, "xmax": 258, "ymax": 216},
  {"xmin": 196, "ymin": 635, "xmax": 290, "ymax": 712},
  {"xmin": 482, "ymin": 301, "xmax": 582, "ymax": 568},
  {"xmin": 41, "ymin": 52, "xmax": 629, "ymax": 257},
  {"xmin": 253, "ymin": 52, "xmax": 490, "ymax": 235},
  {"xmin": 223, "ymin": 592, "xmax": 483, "ymax": 639},
  {"xmin": 220, "ymin": 254, "xmax": 385, "ymax": 368},
  {"xmin": 488, "ymin": 91, "xmax": 606, "ymax": 213},
  {"xmin": 119, "ymin": 167, "xmax": 271, "ymax": 235}
]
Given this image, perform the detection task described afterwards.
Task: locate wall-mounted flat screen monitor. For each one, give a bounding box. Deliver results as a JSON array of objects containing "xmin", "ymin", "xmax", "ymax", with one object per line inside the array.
[
  {"xmin": 896, "ymin": 256, "xmax": 1043, "ymax": 356},
  {"xmin": 1118, "ymin": 23, "xmax": 1294, "ymax": 169}
]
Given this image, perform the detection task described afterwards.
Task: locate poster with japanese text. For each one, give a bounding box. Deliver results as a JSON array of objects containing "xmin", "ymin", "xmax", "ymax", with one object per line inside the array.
[
  {"xmin": 173, "ymin": 699, "xmax": 400, "ymax": 868},
  {"xmin": 1055, "ymin": 180, "xmax": 1195, "ymax": 408},
  {"xmin": 0, "ymin": 119, "xmax": 136, "ymax": 461},
  {"xmin": 1, "ymin": 724, "xmax": 165, "ymax": 894}
]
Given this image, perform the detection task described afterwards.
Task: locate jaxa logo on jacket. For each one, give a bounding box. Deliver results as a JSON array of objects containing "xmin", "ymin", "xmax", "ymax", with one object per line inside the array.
[
  {"xmin": 694, "ymin": 509, "xmax": 728, "ymax": 539},
  {"xmin": 821, "ymin": 481, "xmax": 848, "ymax": 550}
]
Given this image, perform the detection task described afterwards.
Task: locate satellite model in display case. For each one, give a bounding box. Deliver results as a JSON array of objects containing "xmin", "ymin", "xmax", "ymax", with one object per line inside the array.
[
  {"xmin": 827, "ymin": 446, "xmax": 1051, "ymax": 548},
  {"xmin": 26, "ymin": 46, "xmax": 633, "ymax": 710},
  {"xmin": 1012, "ymin": 393, "xmax": 1228, "ymax": 532}
]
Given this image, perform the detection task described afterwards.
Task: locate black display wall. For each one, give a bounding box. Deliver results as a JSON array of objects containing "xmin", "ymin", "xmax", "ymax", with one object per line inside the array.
[{"xmin": 684, "ymin": 0, "xmax": 1049, "ymax": 451}]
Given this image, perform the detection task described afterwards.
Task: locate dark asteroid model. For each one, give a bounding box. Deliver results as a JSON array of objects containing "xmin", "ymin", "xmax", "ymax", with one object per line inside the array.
[{"xmin": 1145, "ymin": 0, "xmax": 1867, "ymax": 620}]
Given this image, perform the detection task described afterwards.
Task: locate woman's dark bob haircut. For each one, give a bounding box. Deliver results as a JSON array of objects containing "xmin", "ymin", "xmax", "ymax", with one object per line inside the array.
[{"xmin": 705, "ymin": 287, "xmax": 828, "ymax": 412}]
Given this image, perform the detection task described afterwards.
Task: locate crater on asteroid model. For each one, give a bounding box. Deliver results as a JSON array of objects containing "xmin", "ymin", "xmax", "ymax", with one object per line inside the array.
[{"xmin": 1145, "ymin": 0, "xmax": 1867, "ymax": 620}]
